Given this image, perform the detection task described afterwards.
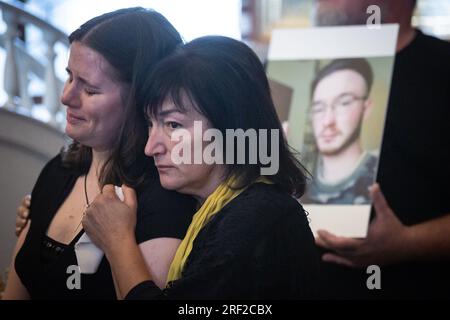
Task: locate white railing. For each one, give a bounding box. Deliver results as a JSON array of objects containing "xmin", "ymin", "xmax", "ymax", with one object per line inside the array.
[{"xmin": 0, "ymin": 0, "xmax": 68, "ymax": 128}]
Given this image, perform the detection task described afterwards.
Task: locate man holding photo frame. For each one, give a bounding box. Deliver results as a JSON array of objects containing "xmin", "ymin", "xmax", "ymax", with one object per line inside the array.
[{"xmin": 313, "ymin": 0, "xmax": 450, "ymax": 299}]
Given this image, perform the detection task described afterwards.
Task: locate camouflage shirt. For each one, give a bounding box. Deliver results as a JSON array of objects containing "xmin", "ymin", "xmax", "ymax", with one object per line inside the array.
[{"xmin": 302, "ymin": 152, "xmax": 378, "ymax": 205}]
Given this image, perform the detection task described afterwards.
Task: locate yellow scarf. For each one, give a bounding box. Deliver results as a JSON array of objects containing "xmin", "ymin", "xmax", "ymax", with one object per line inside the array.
[{"xmin": 166, "ymin": 176, "xmax": 271, "ymax": 284}]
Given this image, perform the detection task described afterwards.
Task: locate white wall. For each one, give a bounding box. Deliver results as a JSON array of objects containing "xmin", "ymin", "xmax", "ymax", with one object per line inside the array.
[{"xmin": 0, "ymin": 108, "xmax": 66, "ymax": 278}]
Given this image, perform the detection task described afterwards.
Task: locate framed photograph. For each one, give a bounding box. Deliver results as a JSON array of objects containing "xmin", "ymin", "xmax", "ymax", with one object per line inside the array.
[{"xmin": 267, "ymin": 25, "xmax": 398, "ymax": 237}]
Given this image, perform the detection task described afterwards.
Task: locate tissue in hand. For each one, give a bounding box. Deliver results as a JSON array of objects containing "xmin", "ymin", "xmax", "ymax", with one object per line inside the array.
[
  {"xmin": 74, "ymin": 186, "xmax": 124, "ymax": 274},
  {"xmin": 74, "ymin": 233, "xmax": 103, "ymax": 274}
]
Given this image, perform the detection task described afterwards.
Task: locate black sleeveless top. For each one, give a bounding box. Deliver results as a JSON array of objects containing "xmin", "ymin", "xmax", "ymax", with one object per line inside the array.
[{"xmin": 15, "ymin": 155, "xmax": 196, "ymax": 300}]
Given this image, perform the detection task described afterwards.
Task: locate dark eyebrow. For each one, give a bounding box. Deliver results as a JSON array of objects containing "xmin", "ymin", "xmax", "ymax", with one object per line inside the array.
[
  {"xmin": 145, "ymin": 108, "xmax": 184, "ymax": 125},
  {"xmin": 157, "ymin": 108, "xmax": 185, "ymax": 118},
  {"xmin": 65, "ymin": 67, "xmax": 101, "ymax": 90}
]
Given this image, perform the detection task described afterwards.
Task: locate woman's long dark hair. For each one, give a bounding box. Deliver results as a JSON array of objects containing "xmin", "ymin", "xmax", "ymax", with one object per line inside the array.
[
  {"xmin": 62, "ymin": 7, "xmax": 182, "ymax": 188},
  {"xmin": 143, "ymin": 36, "xmax": 307, "ymax": 197}
]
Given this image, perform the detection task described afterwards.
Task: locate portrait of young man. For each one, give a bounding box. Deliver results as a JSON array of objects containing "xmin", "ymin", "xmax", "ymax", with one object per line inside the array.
[{"xmin": 302, "ymin": 58, "xmax": 378, "ymax": 205}]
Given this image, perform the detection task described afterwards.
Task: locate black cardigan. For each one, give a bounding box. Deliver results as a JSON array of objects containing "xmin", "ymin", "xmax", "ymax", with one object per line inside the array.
[{"xmin": 126, "ymin": 183, "xmax": 319, "ymax": 300}]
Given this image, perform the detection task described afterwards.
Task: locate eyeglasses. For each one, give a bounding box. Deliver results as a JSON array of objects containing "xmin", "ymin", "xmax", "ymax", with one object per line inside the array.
[{"xmin": 310, "ymin": 93, "xmax": 367, "ymax": 118}]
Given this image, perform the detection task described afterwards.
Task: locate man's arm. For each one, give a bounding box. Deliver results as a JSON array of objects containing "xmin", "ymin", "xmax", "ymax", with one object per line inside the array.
[
  {"xmin": 316, "ymin": 183, "xmax": 450, "ymax": 267},
  {"xmin": 399, "ymin": 213, "xmax": 450, "ymax": 261}
]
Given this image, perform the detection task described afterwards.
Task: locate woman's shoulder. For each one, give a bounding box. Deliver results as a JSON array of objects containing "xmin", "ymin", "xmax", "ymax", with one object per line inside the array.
[
  {"xmin": 136, "ymin": 178, "xmax": 197, "ymax": 213},
  {"xmin": 42, "ymin": 153, "xmax": 64, "ymax": 172},
  {"xmin": 33, "ymin": 153, "xmax": 74, "ymax": 188},
  {"xmin": 229, "ymin": 182, "xmax": 304, "ymax": 216},
  {"xmin": 27, "ymin": 153, "xmax": 77, "ymax": 221},
  {"xmin": 196, "ymin": 182, "xmax": 313, "ymax": 261},
  {"xmin": 213, "ymin": 182, "xmax": 308, "ymax": 235},
  {"xmin": 134, "ymin": 178, "xmax": 197, "ymax": 243}
]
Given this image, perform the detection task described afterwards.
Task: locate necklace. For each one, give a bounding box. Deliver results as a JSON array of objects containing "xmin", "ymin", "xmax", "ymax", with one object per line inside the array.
[
  {"xmin": 74, "ymin": 174, "xmax": 90, "ymax": 234},
  {"xmin": 84, "ymin": 172, "xmax": 90, "ymax": 208}
]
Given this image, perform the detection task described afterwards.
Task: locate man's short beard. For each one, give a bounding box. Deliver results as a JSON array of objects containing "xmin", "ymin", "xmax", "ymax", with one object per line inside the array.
[{"xmin": 318, "ymin": 122, "xmax": 363, "ymax": 157}]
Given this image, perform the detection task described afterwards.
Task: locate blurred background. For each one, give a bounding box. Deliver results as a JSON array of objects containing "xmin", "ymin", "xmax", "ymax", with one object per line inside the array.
[
  {"xmin": 0, "ymin": 0, "xmax": 449, "ymax": 292},
  {"xmin": 1, "ymin": 0, "xmax": 450, "ymax": 116}
]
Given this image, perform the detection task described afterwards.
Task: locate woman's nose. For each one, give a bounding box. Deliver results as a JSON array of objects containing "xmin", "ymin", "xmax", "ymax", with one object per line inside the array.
[
  {"xmin": 144, "ymin": 126, "xmax": 166, "ymax": 157},
  {"xmin": 60, "ymin": 81, "xmax": 80, "ymax": 108}
]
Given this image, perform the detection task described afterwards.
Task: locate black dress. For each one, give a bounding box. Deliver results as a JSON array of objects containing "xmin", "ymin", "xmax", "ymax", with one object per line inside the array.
[
  {"xmin": 15, "ymin": 154, "xmax": 197, "ymax": 299},
  {"xmin": 125, "ymin": 183, "xmax": 320, "ymax": 300}
]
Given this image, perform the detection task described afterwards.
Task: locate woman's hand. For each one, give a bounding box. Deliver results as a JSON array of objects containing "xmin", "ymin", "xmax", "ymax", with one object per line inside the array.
[
  {"xmin": 15, "ymin": 195, "xmax": 31, "ymax": 237},
  {"xmin": 82, "ymin": 184, "xmax": 138, "ymax": 257}
]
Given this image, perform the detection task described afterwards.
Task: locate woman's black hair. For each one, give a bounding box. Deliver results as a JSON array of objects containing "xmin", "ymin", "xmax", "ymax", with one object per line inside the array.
[
  {"xmin": 62, "ymin": 7, "xmax": 183, "ymax": 188},
  {"xmin": 143, "ymin": 36, "xmax": 307, "ymax": 197}
]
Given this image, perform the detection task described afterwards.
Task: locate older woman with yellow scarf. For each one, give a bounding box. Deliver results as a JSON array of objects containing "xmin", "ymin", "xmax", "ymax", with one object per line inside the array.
[{"xmin": 82, "ymin": 36, "xmax": 319, "ymax": 299}]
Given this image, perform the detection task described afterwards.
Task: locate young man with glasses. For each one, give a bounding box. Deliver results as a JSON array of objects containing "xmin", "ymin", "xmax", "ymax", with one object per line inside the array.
[{"xmin": 302, "ymin": 58, "xmax": 377, "ymax": 204}]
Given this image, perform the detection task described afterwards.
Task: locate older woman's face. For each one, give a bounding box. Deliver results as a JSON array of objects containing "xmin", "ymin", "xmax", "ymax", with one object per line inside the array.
[
  {"xmin": 61, "ymin": 42, "xmax": 126, "ymax": 151},
  {"xmin": 144, "ymin": 99, "xmax": 225, "ymax": 202}
]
